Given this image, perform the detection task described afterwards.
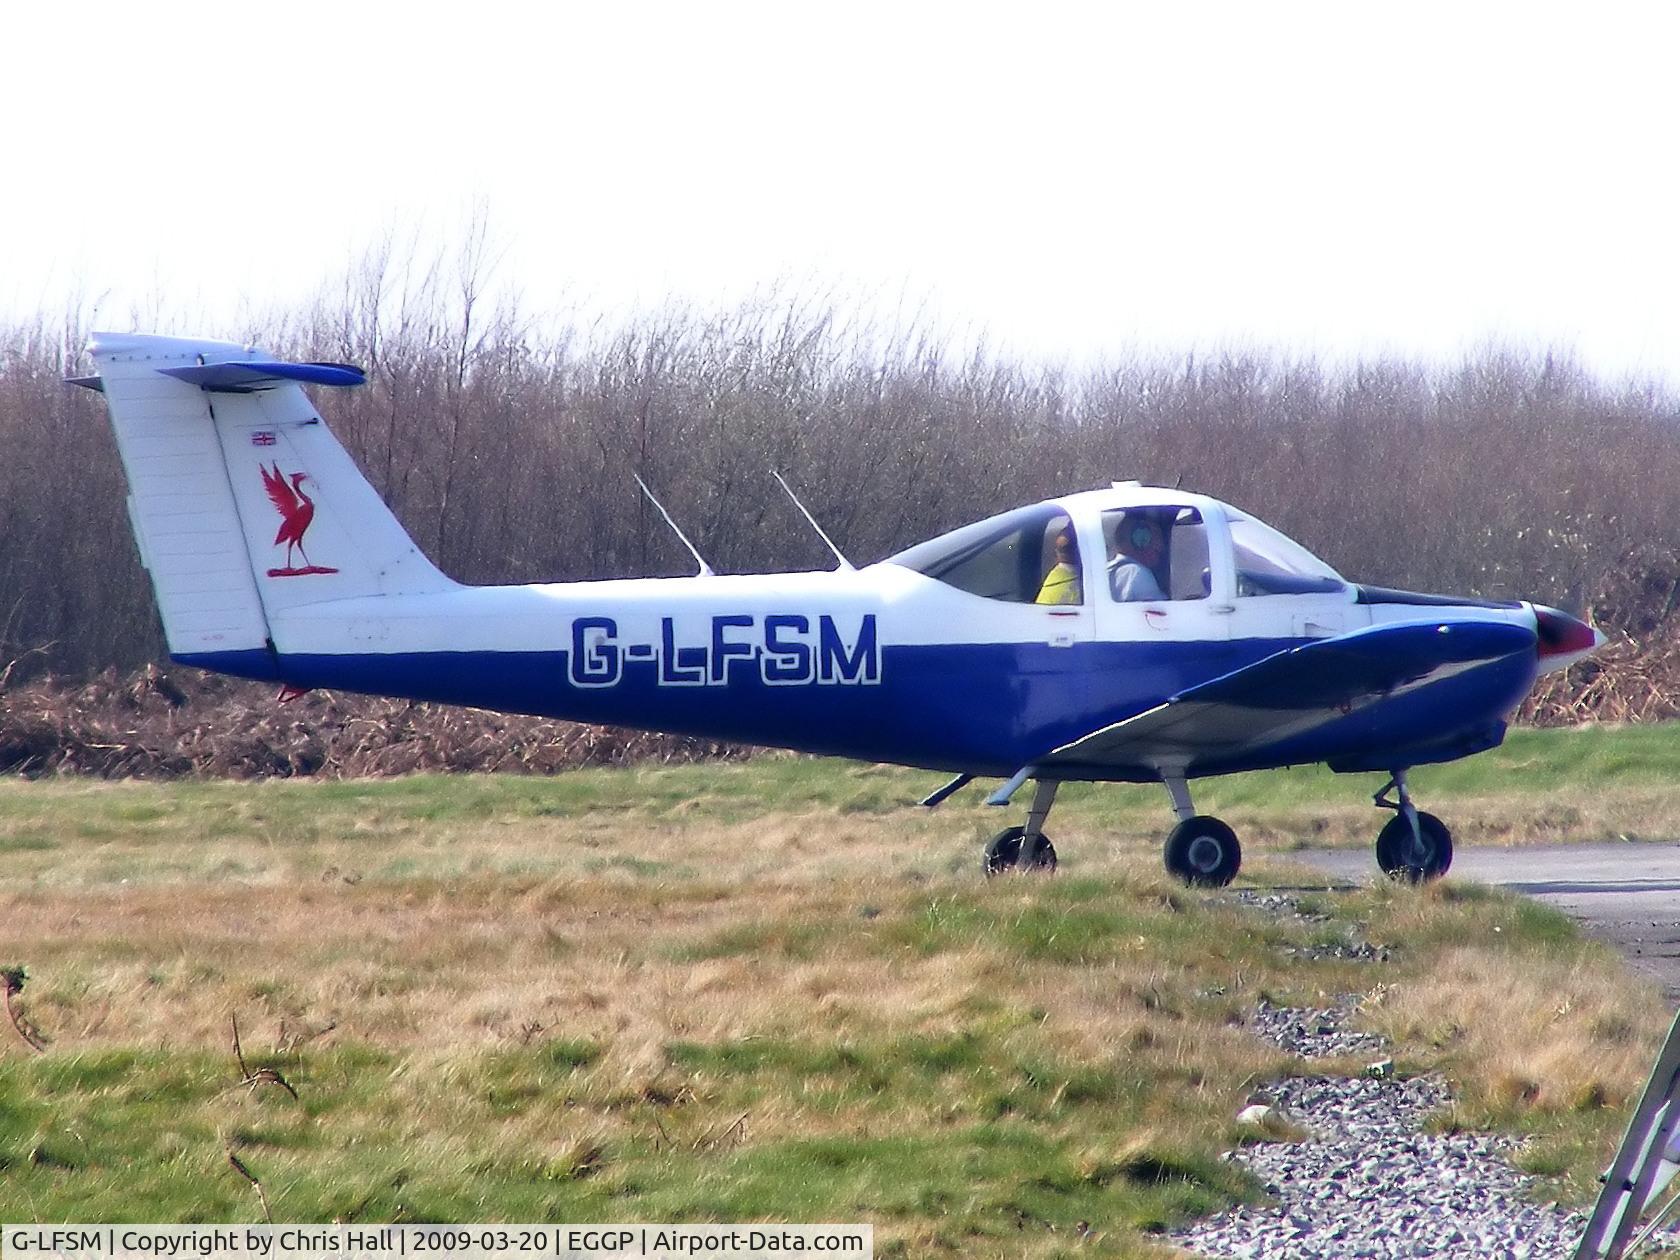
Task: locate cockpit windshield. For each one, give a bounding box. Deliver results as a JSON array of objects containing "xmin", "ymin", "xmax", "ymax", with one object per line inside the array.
[{"xmin": 1228, "ymin": 512, "xmax": 1346, "ymax": 596}]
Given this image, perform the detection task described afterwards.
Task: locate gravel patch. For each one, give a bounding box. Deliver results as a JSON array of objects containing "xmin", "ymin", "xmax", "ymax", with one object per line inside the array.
[
  {"xmin": 1291, "ymin": 939, "xmax": 1390, "ymax": 964},
  {"xmin": 1174, "ymin": 1074, "xmax": 1588, "ymax": 1258},
  {"xmin": 1172, "ymin": 1001, "xmax": 1596, "ymax": 1259},
  {"xmin": 1228, "ymin": 892, "xmax": 1391, "ymax": 964},
  {"xmin": 1231, "ymin": 891, "xmax": 1333, "ymax": 923},
  {"xmin": 1249, "ymin": 997, "xmax": 1389, "ymax": 1060}
]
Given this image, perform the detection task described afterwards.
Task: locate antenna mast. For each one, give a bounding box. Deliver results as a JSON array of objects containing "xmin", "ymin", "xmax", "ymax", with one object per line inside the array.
[
  {"xmin": 633, "ymin": 474, "xmax": 715, "ymax": 578},
  {"xmin": 771, "ymin": 471, "xmax": 854, "ymax": 572}
]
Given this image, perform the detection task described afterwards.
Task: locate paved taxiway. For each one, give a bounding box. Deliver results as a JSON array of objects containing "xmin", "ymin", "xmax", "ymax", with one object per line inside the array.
[{"xmin": 1291, "ymin": 844, "xmax": 1680, "ymax": 1001}]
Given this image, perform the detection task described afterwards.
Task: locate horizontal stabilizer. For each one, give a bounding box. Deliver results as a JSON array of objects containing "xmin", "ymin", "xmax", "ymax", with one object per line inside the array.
[
  {"xmin": 158, "ymin": 360, "xmax": 367, "ymax": 392},
  {"xmin": 1045, "ymin": 619, "xmax": 1537, "ymax": 772}
]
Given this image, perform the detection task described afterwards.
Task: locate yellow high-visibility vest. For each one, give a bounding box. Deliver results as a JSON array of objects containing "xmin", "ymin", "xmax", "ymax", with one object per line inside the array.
[{"xmin": 1035, "ymin": 562, "xmax": 1082, "ymax": 605}]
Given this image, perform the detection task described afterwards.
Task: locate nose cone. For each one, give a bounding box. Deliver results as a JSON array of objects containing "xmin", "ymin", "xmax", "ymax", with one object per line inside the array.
[{"xmin": 1532, "ymin": 604, "xmax": 1605, "ymax": 673}]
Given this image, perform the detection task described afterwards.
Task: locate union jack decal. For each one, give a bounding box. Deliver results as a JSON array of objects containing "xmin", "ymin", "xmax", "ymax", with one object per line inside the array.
[{"xmin": 251, "ymin": 430, "xmax": 277, "ymax": 447}]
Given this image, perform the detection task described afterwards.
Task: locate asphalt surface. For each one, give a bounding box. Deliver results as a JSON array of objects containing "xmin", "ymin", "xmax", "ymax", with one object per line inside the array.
[{"xmin": 1289, "ymin": 844, "xmax": 1680, "ymax": 1001}]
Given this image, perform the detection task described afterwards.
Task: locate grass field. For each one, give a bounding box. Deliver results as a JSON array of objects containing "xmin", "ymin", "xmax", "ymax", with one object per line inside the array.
[{"xmin": 1, "ymin": 724, "xmax": 1677, "ymax": 1255}]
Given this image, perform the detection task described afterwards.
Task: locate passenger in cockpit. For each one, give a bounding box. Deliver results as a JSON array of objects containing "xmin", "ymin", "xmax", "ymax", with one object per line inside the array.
[
  {"xmin": 1109, "ymin": 515, "xmax": 1167, "ymax": 602},
  {"xmin": 1035, "ymin": 532, "xmax": 1083, "ymax": 605}
]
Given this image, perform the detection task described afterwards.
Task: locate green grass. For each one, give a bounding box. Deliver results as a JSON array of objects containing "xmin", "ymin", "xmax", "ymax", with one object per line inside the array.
[
  {"xmin": 0, "ymin": 729, "xmax": 1676, "ymax": 1251},
  {"xmin": 0, "ymin": 1024, "xmax": 1257, "ymax": 1231},
  {"xmin": 5, "ymin": 722, "xmax": 1678, "ymax": 887}
]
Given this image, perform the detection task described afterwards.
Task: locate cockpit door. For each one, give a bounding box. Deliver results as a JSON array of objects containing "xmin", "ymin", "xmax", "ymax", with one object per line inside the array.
[{"xmin": 1090, "ymin": 503, "xmax": 1233, "ymax": 644}]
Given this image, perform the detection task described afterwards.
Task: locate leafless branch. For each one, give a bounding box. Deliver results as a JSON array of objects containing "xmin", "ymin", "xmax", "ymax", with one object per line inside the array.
[
  {"xmin": 223, "ymin": 1135, "xmax": 274, "ymax": 1223},
  {"xmin": 229, "ymin": 1013, "xmax": 299, "ymax": 1101},
  {"xmin": 1, "ymin": 967, "xmax": 46, "ymax": 1053},
  {"xmin": 691, "ymin": 1110, "xmax": 750, "ymax": 1152}
]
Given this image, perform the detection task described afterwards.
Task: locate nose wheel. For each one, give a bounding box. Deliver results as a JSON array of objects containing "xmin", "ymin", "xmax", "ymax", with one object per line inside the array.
[{"xmin": 1373, "ymin": 773, "xmax": 1453, "ymax": 882}]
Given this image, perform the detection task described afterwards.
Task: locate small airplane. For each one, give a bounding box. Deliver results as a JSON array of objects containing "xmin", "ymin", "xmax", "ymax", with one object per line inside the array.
[{"xmin": 74, "ymin": 333, "xmax": 1604, "ymax": 887}]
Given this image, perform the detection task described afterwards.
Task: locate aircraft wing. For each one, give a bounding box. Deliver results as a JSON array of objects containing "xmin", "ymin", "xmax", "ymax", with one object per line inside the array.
[{"xmin": 1042, "ymin": 619, "xmax": 1537, "ymax": 773}]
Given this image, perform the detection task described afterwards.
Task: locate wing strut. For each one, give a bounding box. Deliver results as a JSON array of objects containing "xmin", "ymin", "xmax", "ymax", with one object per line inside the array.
[
  {"xmin": 986, "ymin": 765, "xmax": 1037, "ymax": 806},
  {"xmin": 919, "ymin": 773, "xmax": 973, "ymax": 808},
  {"xmin": 1576, "ymin": 1008, "xmax": 1680, "ymax": 1257}
]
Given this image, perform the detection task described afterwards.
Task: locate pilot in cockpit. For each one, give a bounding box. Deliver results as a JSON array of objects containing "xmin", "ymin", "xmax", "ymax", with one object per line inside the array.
[{"xmin": 1109, "ymin": 514, "xmax": 1167, "ymax": 602}]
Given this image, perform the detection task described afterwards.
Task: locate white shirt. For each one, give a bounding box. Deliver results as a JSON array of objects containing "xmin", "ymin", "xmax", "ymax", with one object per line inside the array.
[{"xmin": 1109, "ymin": 557, "xmax": 1166, "ymax": 602}]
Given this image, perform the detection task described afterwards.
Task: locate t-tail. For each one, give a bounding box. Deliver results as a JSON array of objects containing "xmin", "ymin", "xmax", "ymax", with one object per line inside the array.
[{"xmin": 74, "ymin": 333, "xmax": 455, "ymax": 681}]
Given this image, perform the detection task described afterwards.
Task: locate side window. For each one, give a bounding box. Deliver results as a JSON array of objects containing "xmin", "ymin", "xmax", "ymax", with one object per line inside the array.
[
  {"xmin": 890, "ymin": 505, "xmax": 1082, "ymax": 604},
  {"xmin": 1102, "ymin": 506, "xmax": 1209, "ymax": 602}
]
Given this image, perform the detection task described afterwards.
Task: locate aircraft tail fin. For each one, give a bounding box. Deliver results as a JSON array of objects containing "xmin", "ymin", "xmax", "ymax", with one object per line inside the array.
[{"xmin": 79, "ymin": 332, "xmax": 455, "ymax": 678}]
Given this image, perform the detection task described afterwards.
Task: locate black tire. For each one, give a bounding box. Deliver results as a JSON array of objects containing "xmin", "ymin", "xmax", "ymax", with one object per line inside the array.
[
  {"xmin": 1163, "ymin": 816, "xmax": 1242, "ymax": 888},
  {"xmin": 983, "ymin": 826, "xmax": 1057, "ymax": 876},
  {"xmin": 1375, "ymin": 811, "xmax": 1453, "ymax": 883}
]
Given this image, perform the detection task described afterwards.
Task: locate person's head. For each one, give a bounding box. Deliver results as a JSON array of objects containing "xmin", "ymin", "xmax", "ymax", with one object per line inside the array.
[
  {"xmin": 1115, "ymin": 514, "xmax": 1164, "ymax": 564},
  {"xmin": 1053, "ymin": 532, "xmax": 1078, "ymax": 567}
]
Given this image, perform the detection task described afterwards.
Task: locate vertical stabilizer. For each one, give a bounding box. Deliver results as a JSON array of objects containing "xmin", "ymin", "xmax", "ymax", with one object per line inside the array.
[{"xmin": 84, "ymin": 333, "xmax": 455, "ymax": 677}]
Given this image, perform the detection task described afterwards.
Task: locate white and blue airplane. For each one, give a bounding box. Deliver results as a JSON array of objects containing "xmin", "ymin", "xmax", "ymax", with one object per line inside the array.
[{"xmin": 75, "ymin": 333, "xmax": 1604, "ymax": 887}]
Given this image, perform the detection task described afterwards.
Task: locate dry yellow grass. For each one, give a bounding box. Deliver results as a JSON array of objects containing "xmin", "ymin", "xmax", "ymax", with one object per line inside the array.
[
  {"xmin": 0, "ymin": 765, "xmax": 1673, "ymax": 1247},
  {"xmin": 1, "ymin": 866, "xmax": 1254, "ymax": 1080},
  {"xmin": 1364, "ymin": 944, "xmax": 1660, "ymax": 1113}
]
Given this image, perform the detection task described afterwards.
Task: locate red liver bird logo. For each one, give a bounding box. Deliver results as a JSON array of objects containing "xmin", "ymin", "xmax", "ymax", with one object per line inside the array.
[{"xmin": 261, "ymin": 463, "xmax": 339, "ymax": 578}]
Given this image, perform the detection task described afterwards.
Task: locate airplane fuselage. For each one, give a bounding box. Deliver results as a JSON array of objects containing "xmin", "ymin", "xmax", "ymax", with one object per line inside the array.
[{"xmin": 180, "ymin": 564, "xmax": 1541, "ymax": 780}]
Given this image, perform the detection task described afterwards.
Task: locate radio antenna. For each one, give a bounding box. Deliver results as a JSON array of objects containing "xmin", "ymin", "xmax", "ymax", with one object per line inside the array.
[
  {"xmin": 633, "ymin": 473, "xmax": 715, "ymax": 578},
  {"xmin": 771, "ymin": 470, "xmax": 854, "ymax": 572}
]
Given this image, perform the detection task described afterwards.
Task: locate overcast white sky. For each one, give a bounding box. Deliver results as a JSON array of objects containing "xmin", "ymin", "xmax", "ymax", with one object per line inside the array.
[{"xmin": 5, "ymin": 1, "xmax": 1677, "ymax": 377}]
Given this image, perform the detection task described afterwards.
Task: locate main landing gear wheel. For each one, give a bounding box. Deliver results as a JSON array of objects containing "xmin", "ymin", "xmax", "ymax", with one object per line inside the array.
[
  {"xmin": 1375, "ymin": 811, "xmax": 1453, "ymax": 883},
  {"xmin": 1163, "ymin": 816, "xmax": 1242, "ymax": 888},
  {"xmin": 984, "ymin": 826, "xmax": 1057, "ymax": 876}
]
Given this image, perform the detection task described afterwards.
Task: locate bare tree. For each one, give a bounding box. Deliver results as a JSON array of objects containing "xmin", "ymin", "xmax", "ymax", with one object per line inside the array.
[{"xmin": 4, "ymin": 256, "xmax": 1679, "ymax": 679}]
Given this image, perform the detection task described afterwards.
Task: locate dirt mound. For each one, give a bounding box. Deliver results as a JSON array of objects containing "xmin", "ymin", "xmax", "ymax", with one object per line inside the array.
[
  {"xmin": 1522, "ymin": 545, "xmax": 1680, "ymax": 726},
  {"xmin": 0, "ymin": 665, "xmax": 749, "ymax": 779}
]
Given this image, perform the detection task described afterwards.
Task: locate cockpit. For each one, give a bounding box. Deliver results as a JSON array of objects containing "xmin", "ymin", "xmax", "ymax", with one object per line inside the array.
[{"xmin": 886, "ymin": 490, "xmax": 1347, "ymax": 609}]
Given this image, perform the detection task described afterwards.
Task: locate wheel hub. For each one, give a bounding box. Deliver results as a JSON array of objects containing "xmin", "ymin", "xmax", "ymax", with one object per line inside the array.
[{"xmin": 1187, "ymin": 836, "xmax": 1224, "ymax": 872}]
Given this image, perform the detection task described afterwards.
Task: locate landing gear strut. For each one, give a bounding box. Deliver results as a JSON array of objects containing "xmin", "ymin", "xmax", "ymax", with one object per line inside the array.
[
  {"xmin": 1373, "ymin": 771, "xmax": 1453, "ymax": 883},
  {"xmin": 984, "ymin": 779, "xmax": 1059, "ymax": 876},
  {"xmin": 1160, "ymin": 775, "xmax": 1242, "ymax": 887}
]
